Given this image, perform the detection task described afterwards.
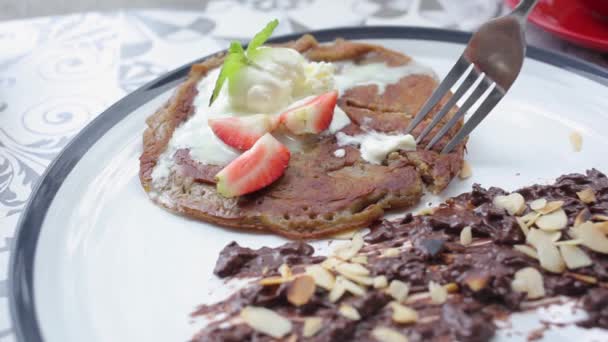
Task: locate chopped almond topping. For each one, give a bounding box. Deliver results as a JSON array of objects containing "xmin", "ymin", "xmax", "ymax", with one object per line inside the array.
[
  {"xmin": 333, "ymin": 233, "xmax": 364, "ymax": 260},
  {"xmin": 526, "ymin": 229, "xmax": 565, "ymax": 273},
  {"xmin": 459, "ymin": 160, "xmax": 472, "ymax": 179},
  {"xmin": 535, "ymin": 209, "xmax": 568, "ymax": 231},
  {"xmin": 390, "ymin": 302, "xmax": 418, "ymax": 324},
  {"xmin": 514, "ymin": 244, "xmax": 539, "ymax": 259},
  {"xmin": 511, "ymin": 267, "xmax": 545, "ymax": 299},
  {"xmin": 388, "ymin": 280, "xmax": 410, "ymax": 302},
  {"xmin": 569, "ymin": 131, "xmax": 583, "ymax": 152},
  {"xmin": 302, "ymin": 317, "xmax": 323, "ymax": 337},
  {"xmin": 571, "ymin": 221, "xmax": 608, "ymax": 254},
  {"xmin": 287, "ymin": 275, "xmax": 316, "ymax": 306},
  {"xmin": 577, "ymin": 188, "xmax": 596, "ymax": 203},
  {"xmin": 338, "ymin": 304, "xmax": 361, "ymax": 320},
  {"xmin": 371, "ymin": 327, "xmax": 409, "ymax": 342},
  {"xmin": 493, "ymin": 193, "xmax": 526, "ymax": 216},
  {"xmin": 428, "ymin": 281, "xmax": 448, "ymax": 304},
  {"xmin": 460, "ymin": 226, "xmax": 473, "ymax": 246},
  {"xmin": 240, "ymin": 306, "xmax": 292, "ymax": 338},
  {"xmin": 373, "ymin": 275, "xmax": 389, "ymax": 289},
  {"xmin": 559, "ymin": 245, "xmax": 593, "ymax": 269},
  {"xmin": 328, "ymin": 279, "xmax": 346, "ymax": 302},
  {"xmin": 336, "ymin": 262, "xmax": 370, "ymax": 276}
]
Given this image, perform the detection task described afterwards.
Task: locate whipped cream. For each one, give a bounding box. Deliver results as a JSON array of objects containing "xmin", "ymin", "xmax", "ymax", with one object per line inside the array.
[
  {"xmin": 336, "ymin": 130, "xmax": 416, "ymax": 165},
  {"xmin": 335, "ymin": 62, "xmax": 436, "ymax": 95}
]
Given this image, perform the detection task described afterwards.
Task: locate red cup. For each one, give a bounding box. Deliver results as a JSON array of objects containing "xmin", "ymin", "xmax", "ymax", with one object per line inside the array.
[{"xmin": 580, "ymin": 0, "xmax": 608, "ymax": 17}]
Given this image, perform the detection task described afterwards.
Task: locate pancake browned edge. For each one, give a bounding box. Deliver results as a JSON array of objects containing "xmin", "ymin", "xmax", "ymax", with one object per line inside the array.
[{"xmin": 139, "ymin": 35, "xmax": 466, "ymax": 239}]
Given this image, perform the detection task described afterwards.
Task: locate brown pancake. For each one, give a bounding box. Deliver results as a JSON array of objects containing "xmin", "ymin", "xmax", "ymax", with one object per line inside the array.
[{"xmin": 139, "ymin": 35, "xmax": 466, "ymax": 239}]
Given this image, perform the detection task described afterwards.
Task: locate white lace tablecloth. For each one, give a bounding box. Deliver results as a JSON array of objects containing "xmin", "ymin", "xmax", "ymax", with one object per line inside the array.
[{"xmin": 0, "ymin": 0, "xmax": 606, "ymax": 340}]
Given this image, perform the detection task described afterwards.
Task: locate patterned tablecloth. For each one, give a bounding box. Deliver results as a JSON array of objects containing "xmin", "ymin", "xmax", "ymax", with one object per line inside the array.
[{"xmin": 0, "ymin": 0, "xmax": 606, "ymax": 340}]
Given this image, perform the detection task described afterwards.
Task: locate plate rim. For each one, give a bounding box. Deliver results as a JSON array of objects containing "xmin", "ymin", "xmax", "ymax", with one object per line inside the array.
[{"xmin": 8, "ymin": 25, "xmax": 608, "ymax": 342}]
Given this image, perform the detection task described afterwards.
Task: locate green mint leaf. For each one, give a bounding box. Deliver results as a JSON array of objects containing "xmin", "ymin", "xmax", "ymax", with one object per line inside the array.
[
  {"xmin": 210, "ymin": 41, "xmax": 247, "ymax": 105},
  {"xmin": 246, "ymin": 19, "xmax": 279, "ymax": 58}
]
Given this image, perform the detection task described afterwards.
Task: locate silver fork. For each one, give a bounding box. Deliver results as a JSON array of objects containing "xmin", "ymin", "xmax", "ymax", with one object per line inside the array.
[{"xmin": 406, "ymin": 0, "xmax": 539, "ymax": 154}]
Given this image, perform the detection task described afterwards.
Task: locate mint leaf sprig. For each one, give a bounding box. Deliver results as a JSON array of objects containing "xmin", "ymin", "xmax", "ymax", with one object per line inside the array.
[{"xmin": 209, "ymin": 19, "xmax": 279, "ymax": 105}]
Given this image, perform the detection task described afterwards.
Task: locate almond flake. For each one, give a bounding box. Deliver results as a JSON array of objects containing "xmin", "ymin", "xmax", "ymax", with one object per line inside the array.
[
  {"xmin": 511, "ymin": 267, "xmax": 545, "ymax": 299},
  {"xmin": 383, "ymin": 248, "xmax": 401, "ymax": 258},
  {"xmin": 338, "ymin": 304, "xmax": 360, "ymax": 320},
  {"xmin": 333, "ymin": 233, "xmax": 364, "ymax": 260},
  {"xmin": 388, "ymin": 280, "xmax": 410, "ymax": 302},
  {"xmin": 428, "ymin": 281, "xmax": 448, "ymax": 304},
  {"xmin": 302, "ymin": 317, "xmax": 323, "ymax": 338},
  {"xmin": 336, "ymin": 262, "xmax": 370, "ymax": 276},
  {"xmin": 459, "ymin": 160, "xmax": 472, "ymax": 179},
  {"xmin": 536, "ymin": 201, "xmax": 565, "ymax": 215},
  {"xmin": 530, "ymin": 198, "xmax": 547, "ymax": 211},
  {"xmin": 535, "ymin": 209, "xmax": 568, "ymax": 231},
  {"xmin": 328, "ymin": 280, "xmax": 346, "ymax": 302},
  {"xmin": 554, "ymin": 239, "xmax": 583, "ymax": 246},
  {"xmin": 371, "ymin": 327, "xmax": 409, "ymax": 342},
  {"xmin": 321, "ymin": 257, "xmax": 343, "ymax": 271},
  {"xmin": 331, "ymin": 229, "xmax": 359, "ymax": 240},
  {"xmin": 390, "ymin": 302, "xmax": 418, "ymax": 324},
  {"xmin": 373, "ymin": 275, "xmax": 389, "ymax": 289},
  {"xmin": 577, "ymin": 188, "xmax": 596, "ymax": 203},
  {"xmin": 493, "ymin": 193, "xmax": 526, "ymax": 216},
  {"xmin": 351, "ymin": 255, "xmax": 368, "ymax": 264},
  {"xmin": 279, "ymin": 264, "xmax": 292, "ymax": 278},
  {"xmin": 516, "ymin": 217, "xmax": 530, "ymax": 236},
  {"xmin": 538, "ymin": 241, "xmax": 566, "ymax": 273},
  {"xmin": 572, "ymin": 221, "xmax": 608, "ymax": 254},
  {"xmin": 287, "ymin": 275, "xmax": 316, "ymax": 306},
  {"xmin": 559, "ymin": 245, "xmax": 593, "ymax": 269},
  {"xmin": 527, "ymin": 229, "xmax": 560, "ymax": 247},
  {"xmin": 460, "ymin": 226, "xmax": 473, "ymax": 246},
  {"xmin": 259, "ymin": 276, "xmax": 291, "ymax": 286},
  {"xmin": 513, "ymin": 244, "xmax": 539, "ymax": 259},
  {"xmin": 593, "ymin": 214, "xmax": 608, "ymax": 221},
  {"xmin": 521, "ymin": 211, "xmax": 541, "ymax": 225},
  {"xmin": 240, "ymin": 306, "xmax": 292, "ymax": 338},
  {"xmin": 305, "ymin": 265, "xmax": 335, "ymax": 290},
  {"xmin": 569, "ymin": 131, "xmax": 583, "ymax": 152},
  {"xmin": 337, "ymin": 275, "xmax": 366, "ymax": 296},
  {"xmin": 567, "ymin": 272, "xmax": 598, "ymax": 284},
  {"xmin": 339, "ymin": 272, "xmax": 374, "ymax": 286},
  {"xmin": 575, "ymin": 209, "xmax": 592, "ymax": 227}
]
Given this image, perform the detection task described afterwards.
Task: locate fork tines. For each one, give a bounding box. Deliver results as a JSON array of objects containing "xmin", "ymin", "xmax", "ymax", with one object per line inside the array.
[{"xmin": 405, "ymin": 56, "xmax": 505, "ymax": 154}]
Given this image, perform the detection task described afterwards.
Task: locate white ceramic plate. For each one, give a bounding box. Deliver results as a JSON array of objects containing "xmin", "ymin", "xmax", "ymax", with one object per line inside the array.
[{"xmin": 9, "ymin": 27, "xmax": 608, "ymax": 342}]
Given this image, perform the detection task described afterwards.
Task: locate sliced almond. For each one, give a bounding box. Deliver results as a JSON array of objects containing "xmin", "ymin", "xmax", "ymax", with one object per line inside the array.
[
  {"xmin": 302, "ymin": 317, "xmax": 323, "ymax": 338},
  {"xmin": 577, "ymin": 188, "xmax": 596, "ymax": 203},
  {"xmin": 333, "ymin": 233, "xmax": 365, "ymax": 260},
  {"xmin": 371, "ymin": 327, "xmax": 409, "ymax": 342},
  {"xmin": 390, "ymin": 302, "xmax": 418, "ymax": 324},
  {"xmin": 388, "ymin": 280, "xmax": 410, "ymax": 302},
  {"xmin": 337, "ymin": 276, "xmax": 366, "ymax": 297},
  {"xmin": 240, "ymin": 306, "xmax": 292, "ymax": 338},
  {"xmin": 535, "ymin": 209, "xmax": 568, "ymax": 231},
  {"xmin": 536, "ymin": 201, "xmax": 565, "ymax": 215},
  {"xmin": 460, "ymin": 226, "xmax": 473, "ymax": 246},
  {"xmin": 428, "ymin": 281, "xmax": 448, "ymax": 304},
  {"xmin": 554, "ymin": 239, "xmax": 583, "ymax": 246},
  {"xmin": 572, "ymin": 221, "xmax": 608, "ymax": 254},
  {"xmin": 513, "ymin": 244, "xmax": 539, "ymax": 260},
  {"xmin": 328, "ymin": 279, "xmax": 346, "ymax": 302},
  {"xmin": 331, "ymin": 229, "xmax": 359, "ymax": 240},
  {"xmin": 569, "ymin": 131, "xmax": 583, "ymax": 152},
  {"xmin": 321, "ymin": 257, "xmax": 343, "ymax": 271},
  {"xmin": 595, "ymin": 221, "xmax": 608, "ymax": 234},
  {"xmin": 593, "ymin": 214, "xmax": 608, "ymax": 221},
  {"xmin": 351, "ymin": 255, "xmax": 368, "ymax": 264},
  {"xmin": 287, "ymin": 275, "xmax": 316, "ymax": 306},
  {"xmin": 511, "ymin": 267, "xmax": 545, "ymax": 299},
  {"xmin": 383, "ymin": 248, "xmax": 401, "ymax": 258},
  {"xmin": 373, "ymin": 275, "xmax": 388, "ymax": 289},
  {"xmin": 516, "ymin": 217, "xmax": 530, "ymax": 236},
  {"xmin": 493, "ymin": 193, "xmax": 526, "ymax": 216},
  {"xmin": 537, "ymin": 241, "xmax": 566, "ymax": 273},
  {"xmin": 567, "ymin": 272, "xmax": 598, "ymax": 284},
  {"xmin": 336, "ymin": 262, "xmax": 370, "ymax": 276},
  {"xmin": 278, "ymin": 263, "xmax": 292, "ymax": 279},
  {"xmin": 459, "ymin": 160, "xmax": 472, "ymax": 179},
  {"xmin": 338, "ymin": 304, "xmax": 360, "ymax": 320},
  {"xmin": 575, "ymin": 209, "xmax": 592, "ymax": 227},
  {"xmin": 527, "ymin": 229, "xmax": 560, "ymax": 247},
  {"xmin": 521, "ymin": 211, "xmax": 541, "ymax": 225},
  {"xmin": 559, "ymin": 245, "xmax": 593, "ymax": 269},
  {"xmin": 259, "ymin": 276, "xmax": 291, "ymax": 286},
  {"xmin": 530, "ymin": 198, "xmax": 547, "ymax": 211},
  {"xmin": 306, "ymin": 264, "xmax": 335, "ymax": 290}
]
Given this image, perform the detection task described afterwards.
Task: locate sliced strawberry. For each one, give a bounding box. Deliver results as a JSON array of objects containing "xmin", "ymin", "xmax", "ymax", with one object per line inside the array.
[
  {"xmin": 209, "ymin": 114, "xmax": 280, "ymax": 150},
  {"xmin": 215, "ymin": 133, "xmax": 290, "ymax": 198},
  {"xmin": 280, "ymin": 90, "xmax": 338, "ymax": 135}
]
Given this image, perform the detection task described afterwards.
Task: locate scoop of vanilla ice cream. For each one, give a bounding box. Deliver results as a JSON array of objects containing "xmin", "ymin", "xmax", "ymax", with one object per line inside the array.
[{"xmin": 227, "ymin": 47, "xmax": 336, "ymax": 113}]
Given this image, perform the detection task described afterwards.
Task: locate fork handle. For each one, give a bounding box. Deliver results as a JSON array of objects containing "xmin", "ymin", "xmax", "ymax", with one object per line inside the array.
[{"xmin": 512, "ymin": 0, "xmax": 540, "ymax": 19}]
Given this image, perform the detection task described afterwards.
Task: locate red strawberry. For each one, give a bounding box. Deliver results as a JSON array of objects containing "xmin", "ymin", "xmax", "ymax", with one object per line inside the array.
[
  {"xmin": 209, "ymin": 114, "xmax": 279, "ymax": 150},
  {"xmin": 215, "ymin": 133, "xmax": 290, "ymax": 198},
  {"xmin": 280, "ymin": 90, "xmax": 338, "ymax": 135}
]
